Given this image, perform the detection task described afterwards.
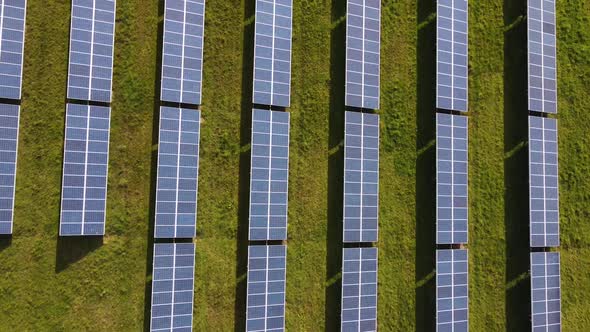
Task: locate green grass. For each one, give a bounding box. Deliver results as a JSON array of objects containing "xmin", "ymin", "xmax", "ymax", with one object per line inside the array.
[{"xmin": 0, "ymin": 0, "xmax": 589, "ymax": 330}]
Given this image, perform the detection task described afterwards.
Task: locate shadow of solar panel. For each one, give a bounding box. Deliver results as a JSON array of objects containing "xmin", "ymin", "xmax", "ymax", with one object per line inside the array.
[
  {"xmin": 530, "ymin": 252, "xmax": 561, "ymax": 331},
  {"xmin": 345, "ymin": 0, "xmax": 381, "ymax": 110},
  {"xmin": 154, "ymin": 107, "xmax": 201, "ymax": 239},
  {"xmin": 0, "ymin": 0, "xmax": 27, "ymax": 100},
  {"xmin": 0, "ymin": 103, "xmax": 19, "ymax": 234},
  {"xmin": 151, "ymin": 243, "xmax": 195, "ymax": 332},
  {"xmin": 246, "ymin": 245, "xmax": 286, "ymax": 332},
  {"xmin": 252, "ymin": 0, "xmax": 292, "ymax": 108},
  {"xmin": 60, "ymin": 104, "xmax": 111, "ymax": 236},
  {"xmin": 436, "ymin": 249, "xmax": 468, "ymax": 332},
  {"xmin": 528, "ymin": 116, "xmax": 559, "ymax": 247},
  {"xmin": 343, "ymin": 111, "xmax": 379, "ymax": 243},
  {"xmin": 67, "ymin": 0, "xmax": 116, "ymax": 103},
  {"xmin": 161, "ymin": 0, "xmax": 205, "ymax": 105},
  {"xmin": 341, "ymin": 247, "xmax": 378, "ymax": 332}
]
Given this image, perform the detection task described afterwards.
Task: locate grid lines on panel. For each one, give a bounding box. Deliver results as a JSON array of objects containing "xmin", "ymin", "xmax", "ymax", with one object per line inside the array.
[
  {"xmin": 60, "ymin": 104, "xmax": 111, "ymax": 236},
  {"xmin": 529, "ymin": 116, "xmax": 559, "ymax": 247},
  {"xmin": 150, "ymin": 243, "xmax": 196, "ymax": 332},
  {"xmin": 246, "ymin": 245, "xmax": 287, "ymax": 332},
  {"xmin": 0, "ymin": 0, "xmax": 26, "ymax": 100},
  {"xmin": 0, "ymin": 103, "xmax": 19, "ymax": 234},
  {"xmin": 345, "ymin": 0, "xmax": 380, "ymax": 110},
  {"xmin": 155, "ymin": 107, "xmax": 201, "ymax": 239},
  {"xmin": 436, "ymin": 0, "xmax": 468, "ymax": 112},
  {"xmin": 252, "ymin": 0, "xmax": 292, "ymax": 107},
  {"xmin": 436, "ymin": 113, "xmax": 468, "ymax": 245},
  {"xmin": 161, "ymin": 0, "xmax": 205, "ymax": 105},
  {"xmin": 436, "ymin": 249, "xmax": 468, "ymax": 332},
  {"xmin": 530, "ymin": 252, "xmax": 561, "ymax": 331},
  {"xmin": 341, "ymin": 247, "xmax": 378, "ymax": 332},
  {"xmin": 528, "ymin": 0, "xmax": 557, "ymax": 114},
  {"xmin": 343, "ymin": 111, "xmax": 379, "ymax": 243},
  {"xmin": 249, "ymin": 109, "xmax": 290, "ymax": 241},
  {"xmin": 67, "ymin": 0, "xmax": 116, "ymax": 103}
]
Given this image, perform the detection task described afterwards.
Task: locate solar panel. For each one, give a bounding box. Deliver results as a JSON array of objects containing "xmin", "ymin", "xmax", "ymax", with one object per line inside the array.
[
  {"xmin": 0, "ymin": 103, "xmax": 19, "ymax": 234},
  {"xmin": 0, "ymin": 0, "xmax": 27, "ymax": 100},
  {"xmin": 249, "ymin": 109, "xmax": 290, "ymax": 241},
  {"xmin": 530, "ymin": 252, "xmax": 561, "ymax": 332},
  {"xmin": 155, "ymin": 107, "xmax": 200, "ymax": 239},
  {"xmin": 345, "ymin": 0, "xmax": 381, "ymax": 110},
  {"xmin": 67, "ymin": 0, "xmax": 116, "ymax": 103},
  {"xmin": 341, "ymin": 247, "xmax": 378, "ymax": 332},
  {"xmin": 529, "ymin": 116, "xmax": 559, "ymax": 248},
  {"xmin": 60, "ymin": 103, "xmax": 111, "ymax": 236},
  {"xmin": 528, "ymin": 0, "xmax": 557, "ymax": 114},
  {"xmin": 252, "ymin": 0, "xmax": 292, "ymax": 108},
  {"xmin": 436, "ymin": 113, "xmax": 468, "ymax": 245},
  {"xmin": 436, "ymin": 249, "xmax": 468, "ymax": 332},
  {"xmin": 436, "ymin": 0, "xmax": 468, "ymax": 112},
  {"xmin": 246, "ymin": 245, "xmax": 286, "ymax": 332},
  {"xmin": 150, "ymin": 243, "xmax": 195, "ymax": 332},
  {"xmin": 343, "ymin": 111, "xmax": 379, "ymax": 243},
  {"xmin": 161, "ymin": 0, "xmax": 205, "ymax": 105}
]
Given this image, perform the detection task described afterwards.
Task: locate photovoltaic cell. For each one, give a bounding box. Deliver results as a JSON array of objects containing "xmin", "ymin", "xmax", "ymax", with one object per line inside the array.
[
  {"xmin": 155, "ymin": 107, "xmax": 200, "ymax": 239},
  {"xmin": 341, "ymin": 247, "xmax": 378, "ymax": 332},
  {"xmin": 345, "ymin": 0, "xmax": 380, "ymax": 110},
  {"xmin": 528, "ymin": 0, "xmax": 557, "ymax": 114},
  {"xmin": 249, "ymin": 109, "xmax": 290, "ymax": 241},
  {"xmin": 529, "ymin": 116, "xmax": 559, "ymax": 248},
  {"xmin": 0, "ymin": 103, "xmax": 19, "ymax": 234},
  {"xmin": 0, "ymin": 0, "xmax": 27, "ymax": 100},
  {"xmin": 436, "ymin": 113, "xmax": 468, "ymax": 245},
  {"xmin": 436, "ymin": 249, "xmax": 468, "ymax": 332},
  {"xmin": 436, "ymin": 0, "xmax": 468, "ymax": 112},
  {"xmin": 161, "ymin": 0, "xmax": 205, "ymax": 105},
  {"xmin": 67, "ymin": 0, "xmax": 116, "ymax": 103},
  {"xmin": 246, "ymin": 245, "xmax": 286, "ymax": 332},
  {"xmin": 150, "ymin": 243, "xmax": 195, "ymax": 332},
  {"xmin": 530, "ymin": 252, "xmax": 561, "ymax": 332},
  {"xmin": 343, "ymin": 111, "xmax": 379, "ymax": 243},
  {"xmin": 60, "ymin": 104, "xmax": 111, "ymax": 236},
  {"xmin": 252, "ymin": 0, "xmax": 292, "ymax": 107}
]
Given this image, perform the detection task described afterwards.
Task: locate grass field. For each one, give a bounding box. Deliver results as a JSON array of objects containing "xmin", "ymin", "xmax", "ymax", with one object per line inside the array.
[{"xmin": 0, "ymin": 0, "xmax": 589, "ymax": 330}]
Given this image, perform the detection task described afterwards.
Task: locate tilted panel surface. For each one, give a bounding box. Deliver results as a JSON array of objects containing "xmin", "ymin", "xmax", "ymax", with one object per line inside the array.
[
  {"xmin": 0, "ymin": 103, "xmax": 19, "ymax": 234},
  {"xmin": 436, "ymin": 249, "xmax": 469, "ymax": 332},
  {"xmin": 0, "ymin": 0, "xmax": 27, "ymax": 100},
  {"xmin": 341, "ymin": 247, "xmax": 378, "ymax": 332},
  {"xmin": 530, "ymin": 252, "xmax": 561, "ymax": 332}
]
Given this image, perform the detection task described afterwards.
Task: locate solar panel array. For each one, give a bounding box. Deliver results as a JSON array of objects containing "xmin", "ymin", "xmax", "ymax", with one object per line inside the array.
[
  {"xmin": 436, "ymin": 113, "xmax": 468, "ymax": 245},
  {"xmin": 161, "ymin": 0, "xmax": 205, "ymax": 105},
  {"xmin": 249, "ymin": 109, "xmax": 290, "ymax": 241},
  {"xmin": 60, "ymin": 104, "xmax": 111, "ymax": 236},
  {"xmin": 529, "ymin": 116, "xmax": 559, "ymax": 248},
  {"xmin": 436, "ymin": 249, "xmax": 468, "ymax": 332},
  {"xmin": 0, "ymin": 0, "xmax": 27, "ymax": 100},
  {"xmin": 67, "ymin": 0, "xmax": 116, "ymax": 103},
  {"xmin": 530, "ymin": 252, "xmax": 561, "ymax": 331},
  {"xmin": 345, "ymin": 0, "xmax": 380, "ymax": 110},
  {"xmin": 252, "ymin": 0, "xmax": 293, "ymax": 108},
  {"xmin": 341, "ymin": 247, "xmax": 378, "ymax": 332},
  {"xmin": 527, "ymin": 0, "xmax": 557, "ymax": 114},
  {"xmin": 246, "ymin": 245, "xmax": 287, "ymax": 332},
  {"xmin": 150, "ymin": 243, "xmax": 196, "ymax": 332},
  {"xmin": 343, "ymin": 111, "xmax": 379, "ymax": 243},
  {"xmin": 436, "ymin": 0, "xmax": 468, "ymax": 112},
  {"xmin": 0, "ymin": 103, "xmax": 18, "ymax": 234}
]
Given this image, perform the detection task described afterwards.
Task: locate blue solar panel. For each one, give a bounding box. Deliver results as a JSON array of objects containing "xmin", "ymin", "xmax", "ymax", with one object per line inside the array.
[
  {"xmin": 252, "ymin": 0, "xmax": 292, "ymax": 107},
  {"xmin": 345, "ymin": 0, "xmax": 381, "ymax": 110},
  {"xmin": 161, "ymin": 0, "xmax": 205, "ymax": 105},
  {"xmin": 249, "ymin": 109, "xmax": 290, "ymax": 241},
  {"xmin": 0, "ymin": 0, "xmax": 27, "ymax": 100},
  {"xmin": 0, "ymin": 103, "xmax": 19, "ymax": 234},
  {"xmin": 67, "ymin": 0, "xmax": 116, "ymax": 103},
  {"xmin": 155, "ymin": 107, "xmax": 201, "ymax": 239},
  {"xmin": 246, "ymin": 245, "xmax": 286, "ymax": 332},
  {"xmin": 436, "ymin": 249, "xmax": 468, "ymax": 332},
  {"xmin": 60, "ymin": 104, "xmax": 111, "ymax": 236},
  {"xmin": 343, "ymin": 111, "xmax": 379, "ymax": 243},
  {"xmin": 436, "ymin": 113, "xmax": 468, "ymax": 245},
  {"xmin": 436, "ymin": 0, "xmax": 468, "ymax": 112},
  {"xmin": 151, "ymin": 243, "xmax": 195, "ymax": 332},
  {"xmin": 530, "ymin": 252, "xmax": 561, "ymax": 332},
  {"xmin": 341, "ymin": 247, "xmax": 378, "ymax": 332}
]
